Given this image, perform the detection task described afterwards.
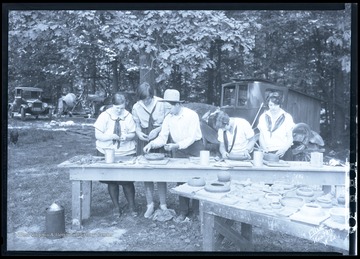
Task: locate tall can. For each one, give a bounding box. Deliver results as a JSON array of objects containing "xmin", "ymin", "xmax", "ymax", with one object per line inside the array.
[{"xmin": 45, "ymin": 202, "xmax": 65, "ymax": 239}]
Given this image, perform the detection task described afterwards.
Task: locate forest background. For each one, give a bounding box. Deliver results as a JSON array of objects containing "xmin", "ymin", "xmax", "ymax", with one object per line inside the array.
[{"xmin": 4, "ymin": 3, "xmax": 355, "ymax": 150}]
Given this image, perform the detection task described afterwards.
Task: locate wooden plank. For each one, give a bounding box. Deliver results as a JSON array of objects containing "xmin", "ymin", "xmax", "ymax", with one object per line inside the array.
[
  {"xmin": 61, "ymin": 159, "xmax": 347, "ymax": 185},
  {"xmin": 214, "ymin": 217, "xmax": 253, "ymax": 251},
  {"xmin": 241, "ymin": 223, "xmax": 253, "ymax": 244}
]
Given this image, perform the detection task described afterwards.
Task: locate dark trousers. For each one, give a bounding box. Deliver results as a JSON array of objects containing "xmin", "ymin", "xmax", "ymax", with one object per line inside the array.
[
  {"xmin": 268, "ymin": 148, "xmax": 293, "ymax": 161},
  {"xmin": 173, "ymin": 139, "xmax": 204, "ymax": 216}
]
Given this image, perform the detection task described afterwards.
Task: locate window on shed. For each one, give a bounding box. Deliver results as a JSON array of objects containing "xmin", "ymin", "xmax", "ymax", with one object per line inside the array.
[
  {"xmin": 237, "ymin": 84, "xmax": 248, "ymax": 107},
  {"xmin": 223, "ymin": 86, "xmax": 236, "ymax": 106}
]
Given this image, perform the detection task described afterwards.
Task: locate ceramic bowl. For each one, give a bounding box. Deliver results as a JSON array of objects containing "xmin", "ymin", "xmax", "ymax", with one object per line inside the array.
[
  {"xmin": 187, "ymin": 176, "xmax": 206, "ymax": 187},
  {"xmin": 300, "ymin": 203, "xmax": 323, "ymax": 217},
  {"xmin": 217, "ymin": 171, "xmax": 231, "ymax": 182},
  {"xmin": 263, "ymin": 153, "xmax": 280, "ymax": 163},
  {"xmin": 296, "ymin": 187, "xmax": 314, "ymax": 197},
  {"xmin": 270, "ymin": 201, "xmax": 282, "ymax": 209},
  {"xmin": 337, "ymin": 195, "xmax": 346, "ymax": 205},
  {"xmin": 316, "ymin": 196, "xmax": 333, "ymax": 208},
  {"xmin": 329, "ymin": 207, "xmax": 347, "ymax": 224},
  {"xmin": 204, "ymin": 182, "xmax": 231, "ymax": 193},
  {"xmin": 280, "ymin": 197, "xmax": 304, "ymax": 208},
  {"xmin": 265, "ymin": 193, "xmax": 282, "ymax": 202},
  {"xmin": 144, "ymin": 153, "xmax": 165, "ymax": 160},
  {"xmin": 227, "ymin": 153, "xmax": 249, "ymax": 160}
]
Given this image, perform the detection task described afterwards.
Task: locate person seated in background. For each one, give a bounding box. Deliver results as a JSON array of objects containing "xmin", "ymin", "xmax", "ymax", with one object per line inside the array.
[
  {"xmin": 132, "ymin": 82, "xmax": 171, "ymax": 218},
  {"xmin": 93, "ymin": 92, "xmax": 138, "ymax": 217},
  {"xmin": 214, "ymin": 110, "xmax": 256, "ymax": 160},
  {"xmin": 256, "ymin": 91, "xmax": 295, "ymax": 161},
  {"xmin": 143, "ymin": 89, "xmax": 204, "ymax": 223}
]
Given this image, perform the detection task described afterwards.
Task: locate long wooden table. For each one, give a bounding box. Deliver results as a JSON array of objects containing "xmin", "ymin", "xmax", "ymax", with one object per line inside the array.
[
  {"xmin": 58, "ymin": 156, "xmax": 348, "ymax": 230},
  {"xmin": 171, "ymin": 183, "xmax": 350, "ymax": 253}
]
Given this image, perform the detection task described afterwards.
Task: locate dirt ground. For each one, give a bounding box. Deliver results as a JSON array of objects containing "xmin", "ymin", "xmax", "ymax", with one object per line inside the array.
[{"xmin": 4, "ymin": 115, "xmax": 350, "ymax": 255}]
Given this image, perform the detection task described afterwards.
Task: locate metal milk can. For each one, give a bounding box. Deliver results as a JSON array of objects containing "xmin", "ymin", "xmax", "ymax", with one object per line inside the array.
[{"xmin": 45, "ymin": 202, "xmax": 65, "ymax": 239}]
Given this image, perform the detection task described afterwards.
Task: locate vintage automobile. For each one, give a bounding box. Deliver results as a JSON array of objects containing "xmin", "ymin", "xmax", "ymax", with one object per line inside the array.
[{"xmin": 8, "ymin": 86, "xmax": 54, "ymax": 120}]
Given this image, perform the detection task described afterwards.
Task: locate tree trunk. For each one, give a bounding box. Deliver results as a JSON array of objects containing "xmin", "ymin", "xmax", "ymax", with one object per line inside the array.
[
  {"xmin": 334, "ymin": 67, "xmax": 346, "ymax": 142},
  {"xmin": 111, "ymin": 57, "xmax": 119, "ymax": 94},
  {"xmin": 139, "ymin": 49, "xmax": 156, "ymax": 93}
]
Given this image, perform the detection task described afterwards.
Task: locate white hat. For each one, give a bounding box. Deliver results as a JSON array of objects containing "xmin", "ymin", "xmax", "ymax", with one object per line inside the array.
[{"xmin": 160, "ymin": 89, "xmax": 184, "ymax": 103}]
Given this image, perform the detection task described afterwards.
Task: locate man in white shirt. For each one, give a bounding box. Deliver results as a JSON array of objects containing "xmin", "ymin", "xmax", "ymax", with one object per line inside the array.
[{"xmin": 144, "ymin": 89, "xmax": 204, "ymax": 222}]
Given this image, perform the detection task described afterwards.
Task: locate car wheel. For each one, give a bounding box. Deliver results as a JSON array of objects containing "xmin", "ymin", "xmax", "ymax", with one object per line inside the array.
[
  {"xmin": 8, "ymin": 107, "xmax": 14, "ymax": 118},
  {"xmin": 20, "ymin": 107, "xmax": 26, "ymax": 121},
  {"xmin": 48, "ymin": 109, "xmax": 53, "ymax": 120}
]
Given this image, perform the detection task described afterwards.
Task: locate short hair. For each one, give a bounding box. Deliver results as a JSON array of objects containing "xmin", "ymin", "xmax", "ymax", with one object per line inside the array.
[
  {"xmin": 137, "ymin": 82, "xmax": 154, "ymax": 101},
  {"xmin": 112, "ymin": 93, "xmax": 126, "ymax": 105},
  {"xmin": 214, "ymin": 110, "xmax": 230, "ymax": 130},
  {"xmin": 266, "ymin": 92, "xmax": 282, "ymax": 106}
]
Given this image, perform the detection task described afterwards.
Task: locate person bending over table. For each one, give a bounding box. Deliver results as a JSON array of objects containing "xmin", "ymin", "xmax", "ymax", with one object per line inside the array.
[
  {"xmin": 257, "ymin": 91, "xmax": 295, "ymax": 161},
  {"xmin": 94, "ymin": 92, "xmax": 138, "ymax": 217},
  {"xmin": 214, "ymin": 110, "xmax": 256, "ymax": 160},
  {"xmin": 143, "ymin": 89, "xmax": 204, "ymax": 223},
  {"xmin": 132, "ymin": 82, "xmax": 171, "ymax": 218}
]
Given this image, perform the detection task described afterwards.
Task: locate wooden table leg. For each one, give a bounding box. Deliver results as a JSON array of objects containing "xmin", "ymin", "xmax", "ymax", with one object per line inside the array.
[
  {"xmin": 202, "ymin": 211, "xmax": 216, "ymax": 251},
  {"xmin": 71, "ymin": 180, "xmax": 92, "ymax": 230},
  {"xmin": 71, "ymin": 180, "xmax": 82, "ymax": 230},
  {"xmin": 81, "ymin": 181, "xmax": 92, "ymax": 220}
]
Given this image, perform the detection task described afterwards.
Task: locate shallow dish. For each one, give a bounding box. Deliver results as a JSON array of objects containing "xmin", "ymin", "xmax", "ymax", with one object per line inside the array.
[
  {"xmin": 204, "ymin": 182, "xmax": 231, "ymax": 193},
  {"xmin": 299, "ymin": 203, "xmax": 323, "ymax": 217},
  {"xmin": 280, "ymin": 197, "xmax": 304, "ymax": 208},
  {"xmin": 227, "ymin": 153, "xmax": 250, "ymax": 160},
  {"xmin": 296, "ymin": 187, "xmax": 314, "ymax": 197},
  {"xmin": 144, "ymin": 153, "xmax": 165, "ymax": 160}
]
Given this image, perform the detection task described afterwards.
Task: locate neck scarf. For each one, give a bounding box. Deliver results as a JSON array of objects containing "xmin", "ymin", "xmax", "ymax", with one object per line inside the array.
[
  {"xmin": 223, "ymin": 126, "xmax": 237, "ymax": 153},
  {"xmin": 265, "ymin": 113, "xmax": 285, "ymax": 137},
  {"xmin": 113, "ymin": 117, "xmax": 121, "ymax": 148}
]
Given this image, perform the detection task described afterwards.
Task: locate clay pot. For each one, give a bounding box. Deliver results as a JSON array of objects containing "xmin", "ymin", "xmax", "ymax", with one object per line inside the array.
[
  {"xmin": 263, "ymin": 153, "xmax": 280, "ymax": 163},
  {"xmin": 187, "ymin": 176, "xmax": 206, "ymax": 187},
  {"xmin": 217, "ymin": 171, "xmax": 231, "ymax": 182},
  {"xmin": 329, "ymin": 207, "xmax": 347, "ymax": 224},
  {"xmin": 204, "ymin": 182, "xmax": 231, "ymax": 193},
  {"xmin": 300, "ymin": 203, "xmax": 323, "ymax": 216}
]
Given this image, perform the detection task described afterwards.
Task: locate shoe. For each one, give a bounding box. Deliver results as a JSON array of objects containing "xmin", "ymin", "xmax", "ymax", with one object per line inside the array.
[
  {"xmin": 113, "ymin": 208, "xmax": 122, "ymax": 218},
  {"xmin": 174, "ymin": 214, "xmax": 187, "ymax": 223},
  {"xmin": 160, "ymin": 204, "xmax": 168, "ymax": 211},
  {"xmin": 144, "ymin": 203, "xmax": 154, "ymax": 218},
  {"xmin": 130, "ymin": 211, "xmax": 138, "ymax": 217}
]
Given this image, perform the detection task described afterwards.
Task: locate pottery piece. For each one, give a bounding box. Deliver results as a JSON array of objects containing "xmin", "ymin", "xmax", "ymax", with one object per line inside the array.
[
  {"xmin": 204, "ymin": 182, "xmax": 231, "ymax": 193},
  {"xmin": 263, "ymin": 153, "xmax": 280, "ymax": 163},
  {"xmin": 227, "ymin": 153, "xmax": 250, "ymax": 160},
  {"xmin": 217, "ymin": 171, "xmax": 231, "ymax": 182},
  {"xmin": 329, "ymin": 207, "xmax": 347, "ymax": 224},
  {"xmin": 144, "ymin": 153, "xmax": 165, "ymax": 160},
  {"xmin": 187, "ymin": 176, "xmax": 206, "ymax": 187},
  {"xmin": 300, "ymin": 203, "xmax": 323, "ymax": 217},
  {"xmin": 296, "ymin": 187, "xmax": 314, "ymax": 197},
  {"xmin": 280, "ymin": 197, "xmax": 305, "ymax": 208}
]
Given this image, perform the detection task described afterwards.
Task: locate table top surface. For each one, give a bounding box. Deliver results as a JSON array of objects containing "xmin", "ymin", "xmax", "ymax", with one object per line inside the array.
[
  {"xmin": 171, "ymin": 182, "xmax": 350, "ymax": 235},
  {"xmin": 58, "ymin": 155, "xmax": 348, "ymax": 173}
]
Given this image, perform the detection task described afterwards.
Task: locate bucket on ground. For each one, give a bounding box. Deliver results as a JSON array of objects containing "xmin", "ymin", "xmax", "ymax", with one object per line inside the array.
[{"xmin": 45, "ymin": 202, "xmax": 65, "ymax": 239}]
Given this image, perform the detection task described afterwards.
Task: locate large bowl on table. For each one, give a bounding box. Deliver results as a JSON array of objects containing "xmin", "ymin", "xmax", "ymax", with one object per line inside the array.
[
  {"xmin": 263, "ymin": 153, "xmax": 280, "ymax": 163},
  {"xmin": 144, "ymin": 153, "xmax": 165, "ymax": 160},
  {"xmin": 227, "ymin": 153, "xmax": 250, "ymax": 161}
]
